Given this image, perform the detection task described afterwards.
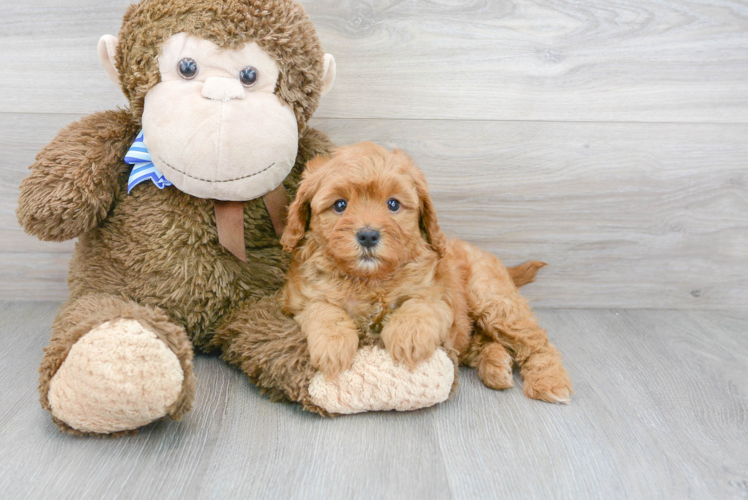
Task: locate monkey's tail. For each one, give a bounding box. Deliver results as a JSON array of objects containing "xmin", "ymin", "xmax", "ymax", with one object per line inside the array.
[{"xmin": 507, "ymin": 260, "xmax": 547, "ymax": 288}]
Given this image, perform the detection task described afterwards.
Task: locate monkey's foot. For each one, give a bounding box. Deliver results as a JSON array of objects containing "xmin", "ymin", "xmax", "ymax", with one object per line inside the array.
[
  {"xmin": 308, "ymin": 346, "xmax": 454, "ymax": 414},
  {"xmin": 47, "ymin": 319, "xmax": 186, "ymax": 434}
]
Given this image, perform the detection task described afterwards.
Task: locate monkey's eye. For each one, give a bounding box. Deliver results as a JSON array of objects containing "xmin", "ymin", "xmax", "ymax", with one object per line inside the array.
[
  {"xmin": 387, "ymin": 198, "xmax": 401, "ymax": 212},
  {"xmin": 239, "ymin": 66, "xmax": 258, "ymax": 87},
  {"xmin": 177, "ymin": 58, "xmax": 198, "ymax": 80},
  {"xmin": 333, "ymin": 199, "xmax": 347, "ymax": 214}
]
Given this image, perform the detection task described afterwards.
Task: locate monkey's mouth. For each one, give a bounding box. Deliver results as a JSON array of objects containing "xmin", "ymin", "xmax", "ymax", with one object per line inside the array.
[
  {"xmin": 153, "ymin": 153, "xmax": 287, "ymax": 202},
  {"xmin": 158, "ymin": 157, "xmax": 276, "ymax": 185}
]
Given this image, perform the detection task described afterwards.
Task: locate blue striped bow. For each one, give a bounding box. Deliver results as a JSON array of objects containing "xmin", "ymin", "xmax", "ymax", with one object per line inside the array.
[{"xmin": 125, "ymin": 131, "xmax": 173, "ymax": 193}]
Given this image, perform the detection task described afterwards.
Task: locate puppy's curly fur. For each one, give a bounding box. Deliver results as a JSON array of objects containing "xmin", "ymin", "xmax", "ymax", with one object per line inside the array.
[{"xmin": 281, "ymin": 142, "xmax": 572, "ymax": 403}]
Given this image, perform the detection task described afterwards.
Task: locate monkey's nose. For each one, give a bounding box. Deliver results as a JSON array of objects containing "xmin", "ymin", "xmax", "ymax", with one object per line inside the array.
[
  {"xmin": 356, "ymin": 228, "xmax": 380, "ymax": 249},
  {"xmin": 201, "ymin": 77, "xmax": 246, "ymax": 101}
]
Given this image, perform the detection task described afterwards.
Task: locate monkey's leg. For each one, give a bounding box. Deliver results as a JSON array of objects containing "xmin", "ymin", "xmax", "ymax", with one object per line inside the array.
[
  {"xmin": 213, "ymin": 294, "xmax": 456, "ymax": 415},
  {"xmin": 40, "ymin": 294, "xmax": 195, "ymax": 436},
  {"xmin": 457, "ymin": 241, "xmax": 573, "ymax": 403},
  {"xmin": 213, "ymin": 295, "xmax": 319, "ymax": 411}
]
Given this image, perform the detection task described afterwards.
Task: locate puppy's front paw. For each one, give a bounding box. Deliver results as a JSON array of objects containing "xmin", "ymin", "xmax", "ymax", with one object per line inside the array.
[
  {"xmin": 382, "ymin": 319, "xmax": 441, "ymax": 369},
  {"xmin": 308, "ymin": 330, "xmax": 359, "ymax": 379}
]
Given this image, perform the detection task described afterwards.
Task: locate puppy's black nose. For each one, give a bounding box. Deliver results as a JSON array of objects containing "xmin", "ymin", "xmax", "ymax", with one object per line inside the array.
[{"xmin": 356, "ymin": 228, "xmax": 380, "ymax": 249}]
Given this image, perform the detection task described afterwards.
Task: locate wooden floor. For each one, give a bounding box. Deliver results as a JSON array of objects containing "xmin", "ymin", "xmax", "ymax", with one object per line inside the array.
[{"xmin": 2, "ymin": 302, "xmax": 746, "ymax": 500}]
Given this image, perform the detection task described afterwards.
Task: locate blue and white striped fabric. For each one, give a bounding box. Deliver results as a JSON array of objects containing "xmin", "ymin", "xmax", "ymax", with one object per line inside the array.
[{"xmin": 125, "ymin": 130, "xmax": 173, "ymax": 193}]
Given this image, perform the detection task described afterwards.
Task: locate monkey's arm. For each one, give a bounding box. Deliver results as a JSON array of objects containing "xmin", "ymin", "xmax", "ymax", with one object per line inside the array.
[{"xmin": 17, "ymin": 109, "xmax": 139, "ymax": 242}]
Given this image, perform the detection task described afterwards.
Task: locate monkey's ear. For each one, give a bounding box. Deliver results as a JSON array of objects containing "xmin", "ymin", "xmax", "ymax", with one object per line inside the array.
[
  {"xmin": 97, "ymin": 35, "xmax": 120, "ymax": 85},
  {"xmin": 320, "ymin": 54, "xmax": 336, "ymax": 97}
]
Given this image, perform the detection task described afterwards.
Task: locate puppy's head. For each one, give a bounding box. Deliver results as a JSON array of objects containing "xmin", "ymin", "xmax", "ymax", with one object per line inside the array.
[{"xmin": 281, "ymin": 142, "xmax": 446, "ymax": 278}]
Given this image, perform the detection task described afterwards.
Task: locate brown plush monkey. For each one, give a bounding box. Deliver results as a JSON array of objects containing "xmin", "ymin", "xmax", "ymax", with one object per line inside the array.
[
  {"xmin": 17, "ymin": 0, "xmax": 552, "ymax": 435},
  {"xmin": 17, "ymin": 0, "xmax": 335, "ymax": 435}
]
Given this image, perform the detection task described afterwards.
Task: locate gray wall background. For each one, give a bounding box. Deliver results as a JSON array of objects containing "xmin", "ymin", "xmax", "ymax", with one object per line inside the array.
[{"xmin": 1, "ymin": 0, "xmax": 746, "ymax": 309}]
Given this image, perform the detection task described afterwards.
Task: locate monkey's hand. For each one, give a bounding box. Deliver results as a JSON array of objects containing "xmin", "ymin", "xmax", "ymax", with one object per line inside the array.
[
  {"xmin": 381, "ymin": 298, "xmax": 453, "ymax": 369},
  {"xmin": 17, "ymin": 109, "xmax": 138, "ymax": 242}
]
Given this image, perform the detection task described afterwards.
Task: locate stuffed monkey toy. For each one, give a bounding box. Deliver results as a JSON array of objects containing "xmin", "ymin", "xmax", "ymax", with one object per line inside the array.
[{"xmin": 17, "ymin": 0, "xmax": 556, "ymax": 436}]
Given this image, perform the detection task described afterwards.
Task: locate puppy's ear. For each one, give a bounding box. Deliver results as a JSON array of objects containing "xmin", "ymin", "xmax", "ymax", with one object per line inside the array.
[
  {"xmin": 398, "ymin": 150, "xmax": 448, "ymax": 257},
  {"xmin": 280, "ymin": 155, "xmax": 327, "ymax": 252}
]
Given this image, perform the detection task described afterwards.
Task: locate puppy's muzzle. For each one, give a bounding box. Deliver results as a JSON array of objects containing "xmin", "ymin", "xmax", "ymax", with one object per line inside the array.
[{"xmin": 356, "ymin": 228, "xmax": 380, "ymax": 249}]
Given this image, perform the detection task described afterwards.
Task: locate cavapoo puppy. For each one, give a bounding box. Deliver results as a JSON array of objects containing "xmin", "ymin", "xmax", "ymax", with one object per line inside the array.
[{"xmin": 280, "ymin": 142, "xmax": 572, "ymax": 403}]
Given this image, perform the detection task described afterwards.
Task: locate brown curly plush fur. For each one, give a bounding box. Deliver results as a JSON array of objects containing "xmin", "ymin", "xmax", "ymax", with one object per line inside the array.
[
  {"xmin": 17, "ymin": 0, "xmax": 336, "ymax": 434},
  {"xmin": 17, "ymin": 110, "xmax": 137, "ymax": 242},
  {"xmin": 212, "ymin": 294, "xmax": 325, "ymax": 414}
]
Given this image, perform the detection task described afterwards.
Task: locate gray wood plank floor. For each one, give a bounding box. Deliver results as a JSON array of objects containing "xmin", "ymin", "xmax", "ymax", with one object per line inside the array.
[{"xmin": 1, "ymin": 302, "xmax": 746, "ymax": 500}]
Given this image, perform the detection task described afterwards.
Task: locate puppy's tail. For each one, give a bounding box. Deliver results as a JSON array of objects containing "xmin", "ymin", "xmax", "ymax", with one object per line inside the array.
[{"xmin": 507, "ymin": 260, "xmax": 547, "ymax": 288}]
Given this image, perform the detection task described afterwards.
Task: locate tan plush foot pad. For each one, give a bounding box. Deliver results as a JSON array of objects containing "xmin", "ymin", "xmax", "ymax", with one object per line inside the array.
[
  {"xmin": 309, "ymin": 346, "xmax": 454, "ymax": 414},
  {"xmin": 48, "ymin": 319, "xmax": 185, "ymax": 434}
]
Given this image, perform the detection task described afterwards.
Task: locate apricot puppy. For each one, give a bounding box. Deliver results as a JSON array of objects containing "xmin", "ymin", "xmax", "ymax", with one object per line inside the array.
[{"xmin": 281, "ymin": 142, "xmax": 572, "ymax": 403}]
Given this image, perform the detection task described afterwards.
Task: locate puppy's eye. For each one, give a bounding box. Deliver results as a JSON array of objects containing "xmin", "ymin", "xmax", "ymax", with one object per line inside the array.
[
  {"xmin": 177, "ymin": 58, "xmax": 198, "ymax": 79},
  {"xmin": 333, "ymin": 199, "xmax": 347, "ymax": 214},
  {"xmin": 239, "ymin": 66, "xmax": 258, "ymax": 87},
  {"xmin": 387, "ymin": 198, "xmax": 401, "ymax": 212}
]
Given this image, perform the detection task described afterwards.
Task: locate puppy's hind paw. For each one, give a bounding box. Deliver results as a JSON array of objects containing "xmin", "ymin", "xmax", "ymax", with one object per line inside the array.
[
  {"xmin": 520, "ymin": 348, "xmax": 573, "ymax": 404},
  {"xmin": 524, "ymin": 383, "xmax": 572, "ymax": 404},
  {"xmin": 477, "ymin": 344, "xmax": 514, "ymax": 390}
]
